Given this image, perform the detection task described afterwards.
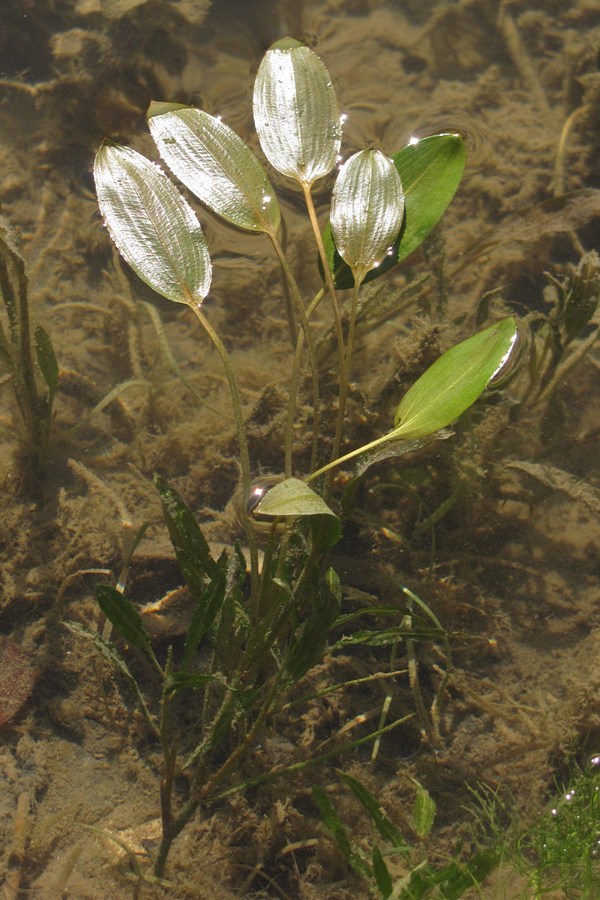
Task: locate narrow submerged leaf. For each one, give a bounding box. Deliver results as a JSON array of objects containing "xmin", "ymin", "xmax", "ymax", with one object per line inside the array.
[
  {"xmin": 148, "ymin": 106, "xmax": 281, "ymax": 235},
  {"xmin": 253, "ymin": 40, "xmax": 341, "ymax": 185},
  {"xmin": 337, "ymin": 771, "xmax": 408, "ymax": 850},
  {"xmin": 254, "ymin": 477, "xmax": 338, "ymax": 519},
  {"xmin": 34, "ymin": 325, "xmax": 59, "ymax": 399},
  {"xmin": 393, "ymin": 318, "xmax": 518, "ymax": 439},
  {"xmin": 96, "ymin": 584, "xmax": 153, "ymax": 654},
  {"xmin": 94, "ymin": 142, "xmax": 211, "ymax": 306},
  {"xmin": 155, "ymin": 475, "xmax": 218, "ymax": 590},
  {"xmin": 330, "ymin": 149, "xmax": 404, "ymax": 281}
]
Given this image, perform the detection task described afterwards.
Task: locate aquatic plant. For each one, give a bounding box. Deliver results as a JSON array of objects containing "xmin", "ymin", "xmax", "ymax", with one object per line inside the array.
[
  {"xmin": 84, "ymin": 38, "xmax": 519, "ymax": 878},
  {"xmin": 314, "ymin": 771, "xmax": 498, "ymax": 898},
  {"xmin": 0, "ymin": 215, "xmax": 58, "ymax": 485}
]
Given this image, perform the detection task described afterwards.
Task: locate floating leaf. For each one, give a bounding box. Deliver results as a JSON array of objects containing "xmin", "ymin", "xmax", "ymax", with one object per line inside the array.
[
  {"xmin": 254, "ymin": 476, "xmax": 338, "ymax": 519},
  {"xmin": 253, "ymin": 39, "xmax": 341, "ymax": 185},
  {"xmin": 148, "ymin": 104, "xmax": 281, "ymax": 235},
  {"xmin": 94, "ymin": 142, "xmax": 211, "ymax": 306},
  {"xmin": 393, "ymin": 317, "xmax": 518, "ymax": 439},
  {"xmin": 324, "ymin": 132, "xmax": 466, "ymax": 288},
  {"xmin": 330, "ymin": 149, "xmax": 404, "ymax": 282}
]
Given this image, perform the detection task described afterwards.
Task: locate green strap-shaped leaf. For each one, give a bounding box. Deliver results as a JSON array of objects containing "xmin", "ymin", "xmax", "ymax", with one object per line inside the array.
[
  {"xmin": 94, "ymin": 142, "xmax": 212, "ymax": 306},
  {"xmin": 338, "ymin": 771, "xmax": 410, "ymax": 851},
  {"xmin": 34, "ymin": 325, "xmax": 59, "ymax": 401},
  {"xmin": 393, "ymin": 317, "xmax": 518, "ymax": 440},
  {"xmin": 253, "ymin": 39, "xmax": 341, "ymax": 185},
  {"xmin": 148, "ymin": 104, "xmax": 281, "ymax": 235},
  {"xmin": 324, "ymin": 132, "xmax": 467, "ymax": 288},
  {"xmin": 330, "ymin": 149, "xmax": 404, "ymax": 282},
  {"xmin": 96, "ymin": 583, "xmax": 153, "ymax": 654},
  {"xmin": 155, "ymin": 475, "xmax": 218, "ymax": 591}
]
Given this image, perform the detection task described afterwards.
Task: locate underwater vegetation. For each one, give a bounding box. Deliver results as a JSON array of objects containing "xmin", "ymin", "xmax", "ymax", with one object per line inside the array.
[
  {"xmin": 86, "ymin": 37, "xmax": 520, "ymax": 879},
  {"xmin": 2, "ymin": 4, "xmax": 600, "ymax": 895}
]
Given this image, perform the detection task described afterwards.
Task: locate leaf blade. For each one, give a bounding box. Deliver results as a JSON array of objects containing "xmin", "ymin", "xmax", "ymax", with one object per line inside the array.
[
  {"xmin": 94, "ymin": 142, "xmax": 211, "ymax": 305},
  {"xmin": 253, "ymin": 40, "xmax": 341, "ymax": 185},
  {"xmin": 393, "ymin": 317, "xmax": 518, "ymax": 439},
  {"xmin": 148, "ymin": 106, "xmax": 280, "ymax": 235}
]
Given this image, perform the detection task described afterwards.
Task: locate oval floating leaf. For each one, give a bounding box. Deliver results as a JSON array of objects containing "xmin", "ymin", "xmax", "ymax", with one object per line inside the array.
[
  {"xmin": 393, "ymin": 317, "xmax": 518, "ymax": 439},
  {"xmin": 94, "ymin": 142, "xmax": 212, "ymax": 306},
  {"xmin": 324, "ymin": 132, "xmax": 466, "ymax": 289},
  {"xmin": 253, "ymin": 40, "xmax": 341, "ymax": 185},
  {"xmin": 148, "ymin": 105, "xmax": 281, "ymax": 235},
  {"xmin": 330, "ymin": 148, "xmax": 404, "ymax": 281},
  {"xmin": 255, "ymin": 476, "xmax": 338, "ymax": 519}
]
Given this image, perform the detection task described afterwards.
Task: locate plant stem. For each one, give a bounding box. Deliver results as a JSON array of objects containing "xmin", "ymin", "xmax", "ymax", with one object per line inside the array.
[
  {"xmin": 300, "ymin": 183, "xmax": 346, "ymax": 493},
  {"xmin": 186, "ymin": 299, "xmax": 259, "ymax": 594},
  {"xmin": 268, "ymin": 233, "xmax": 321, "ymax": 476},
  {"xmin": 306, "ymin": 429, "xmax": 394, "ymax": 484},
  {"xmin": 328, "ymin": 272, "xmax": 365, "ymax": 492}
]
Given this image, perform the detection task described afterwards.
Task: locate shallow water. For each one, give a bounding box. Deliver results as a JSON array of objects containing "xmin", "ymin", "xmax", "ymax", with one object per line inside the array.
[{"xmin": 1, "ymin": 1, "xmax": 600, "ymax": 896}]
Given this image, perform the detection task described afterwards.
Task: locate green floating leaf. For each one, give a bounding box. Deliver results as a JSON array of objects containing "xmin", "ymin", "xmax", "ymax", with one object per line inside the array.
[
  {"xmin": 254, "ymin": 477, "xmax": 338, "ymax": 520},
  {"xmin": 94, "ymin": 142, "xmax": 211, "ymax": 306},
  {"xmin": 34, "ymin": 324, "xmax": 59, "ymax": 400},
  {"xmin": 393, "ymin": 317, "xmax": 518, "ymax": 440},
  {"xmin": 253, "ymin": 39, "xmax": 341, "ymax": 185},
  {"xmin": 324, "ymin": 132, "xmax": 466, "ymax": 289},
  {"xmin": 155, "ymin": 475, "xmax": 218, "ymax": 593},
  {"xmin": 148, "ymin": 105, "xmax": 281, "ymax": 235},
  {"xmin": 96, "ymin": 583, "xmax": 153, "ymax": 654},
  {"xmin": 330, "ymin": 149, "xmax": 404, "ymax": 282}
]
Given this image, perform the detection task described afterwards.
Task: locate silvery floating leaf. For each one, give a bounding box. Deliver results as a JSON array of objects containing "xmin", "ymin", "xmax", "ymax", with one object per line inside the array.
[
  {"xmin": 330, "ymin": 149, "xmax": 404, "ymax": 280},
  {"xmin": 94, "ymin": 142, "xmax": 211, "ymax": 306},
  {"xmin": 148, "ymin": 104, "xmax": 281, "ymax": 235},
  {"xmin": 253, "ymin": 38, "xmax": 341, "ymax": 185}
]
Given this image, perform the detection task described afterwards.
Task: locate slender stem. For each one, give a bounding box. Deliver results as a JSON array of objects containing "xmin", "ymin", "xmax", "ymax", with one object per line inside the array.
[
  {"xmin": 327, "ymin": 271, "xmax": 366, "ymax": 492},
  {"xmin": 306, "ymin": 429, "xmax": 394, "ymax": 484},
  {"xmin": 186, "ymin": 299, "xmax": 259, "ymax": 594},
  {"xmin": 268, "ymin": 233, "xmax": 321, "ymax": 475},
  {"xmin": 300, "ymin": 183, "xmax": 348, "ymax": 496},
  {"xmin": 301, "ymin": 183, "xmax": 344, "ymax": 368}
]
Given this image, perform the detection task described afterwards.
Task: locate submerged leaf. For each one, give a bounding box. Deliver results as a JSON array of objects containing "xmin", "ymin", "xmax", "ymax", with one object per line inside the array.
[
  {"xmin": 330, "ymin": 149, "xmax": 404, "ymax": 281},
  {"xmin": 148, "ymin": 105, "xmax": 280, "ymax": 235},
  {"xmin": 94, "ymin": 142, "xmax": 211, "ymax": 306},
  {"xmin": 393, "ymin": 318, "xmax": 518, "ymax": 439},
  {"xmin": 96, "ymin": 584, "xmax": 153, "ymax": 654},
  {"xmin": 253, "ymin": 39, "xmax": 341, "ymax": 185}
]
